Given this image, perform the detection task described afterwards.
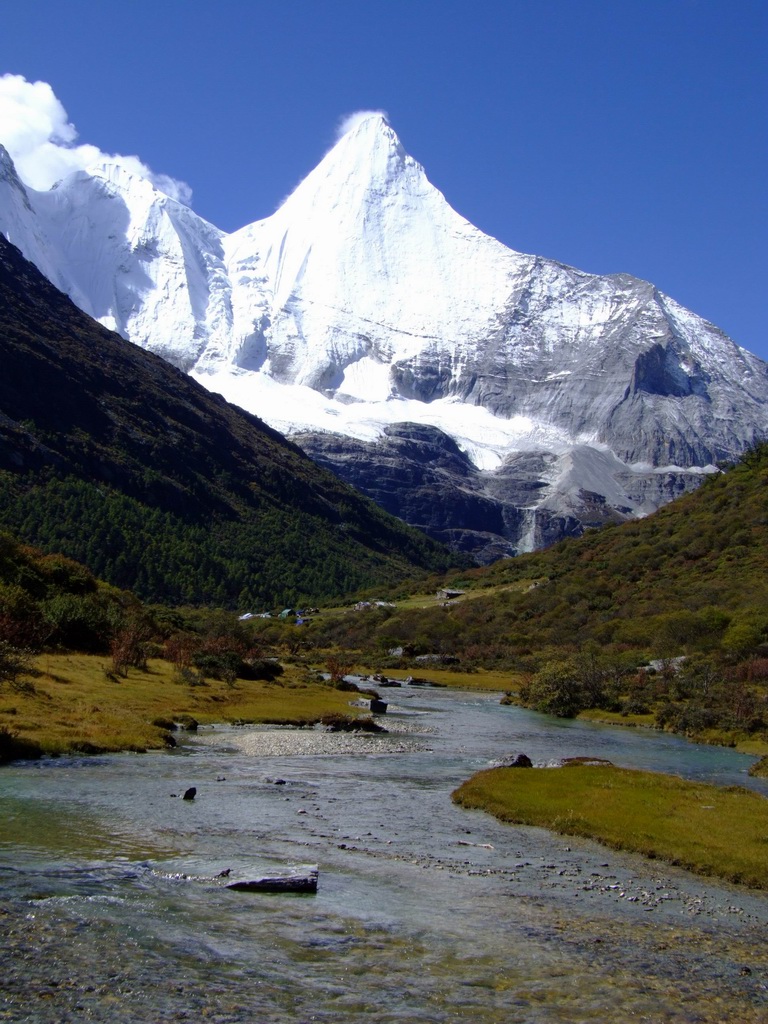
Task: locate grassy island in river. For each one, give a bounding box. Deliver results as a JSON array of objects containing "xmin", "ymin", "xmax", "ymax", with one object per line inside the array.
[{"xmin": 452, "ymin": 764, "xmax": 768, "ymax": 890}]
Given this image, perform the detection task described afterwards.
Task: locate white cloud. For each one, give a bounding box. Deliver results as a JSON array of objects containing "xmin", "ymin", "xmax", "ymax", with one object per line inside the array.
[
  {"xmin": 0, "ymin": 74, "xmax": 192, "ymax": 205},
  {"xmin": 335, "ymin": 109, "xmax": 389, "ymax": 140}
]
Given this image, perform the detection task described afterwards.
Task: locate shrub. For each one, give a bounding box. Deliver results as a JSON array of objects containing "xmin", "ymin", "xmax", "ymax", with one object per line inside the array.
[
  {"xmin": 0, "ymin": 640, "xmax": 32, "ymax": 684},
  {"xmin": 240, "ymin": 658, "xmax": 284, "ymax": 682},
  {"xmin": 526, "ymin": 659, "xmax": 584, "ymax": 718},
  {"xmin": 111, "ymin": 618, "xmax": 156, "ymax": 675},
  {"xmin": 40, "ymin": 592, "xmax": 113, "ymax": 652},
  {"xmin": 193, "ymin": 649, "xmax": 242, "ymax": 684},
  {"xmin": 175, "ymin": 665, "xmax": 206, "ymax": 687}
]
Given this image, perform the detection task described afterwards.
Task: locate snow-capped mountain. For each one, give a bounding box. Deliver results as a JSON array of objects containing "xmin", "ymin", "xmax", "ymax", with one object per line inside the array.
[{"xmin": 2, "ymin": 115, "xmax": 767, "ymax": 559}]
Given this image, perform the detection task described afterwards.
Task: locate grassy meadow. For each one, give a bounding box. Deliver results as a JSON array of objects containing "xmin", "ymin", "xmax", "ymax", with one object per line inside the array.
[
  {"xmin": 0, "ymin": 654, "xmax": 364, "ymax": 760},
  {"xmin": 453, "ymin": 764, "xmax": 768, "ymax": 889}
]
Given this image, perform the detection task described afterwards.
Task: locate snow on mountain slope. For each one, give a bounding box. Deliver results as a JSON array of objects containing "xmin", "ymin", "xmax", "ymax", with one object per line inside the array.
[
  {"xmin": 218, "ymin": 116, "xmax": 530, "ymax": 386},
  {"xmin": 0, "ymin": 151, "xmax": 230, "ymax": 368},
  {"xmin": 1, "ymin": 115, "xmax": 767, "ymax": 559},
  {"xmin": 0, "ymin": 144, "xmax": 63, "ymax": 293}
]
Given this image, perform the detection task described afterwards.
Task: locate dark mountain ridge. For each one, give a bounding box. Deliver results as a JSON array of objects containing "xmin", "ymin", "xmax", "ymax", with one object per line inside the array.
[{"xmin": 0, "ymin": 237, "xmax": 459, "ymax": 606}]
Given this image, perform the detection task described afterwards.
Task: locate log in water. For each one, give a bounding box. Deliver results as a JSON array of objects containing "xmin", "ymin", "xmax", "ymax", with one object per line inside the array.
[{"xmin": 224, "ymin": 866, "xmax": 318, "ymax": 893}]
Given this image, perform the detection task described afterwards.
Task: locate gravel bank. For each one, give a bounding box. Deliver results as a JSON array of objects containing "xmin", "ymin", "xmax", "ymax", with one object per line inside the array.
[{"xmin": 193, "ymin": 720, "xmax": 433, "ymax": 757}]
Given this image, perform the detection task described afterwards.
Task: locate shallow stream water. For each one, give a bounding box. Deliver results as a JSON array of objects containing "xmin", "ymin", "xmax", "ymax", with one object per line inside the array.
[{"xmin": 1, "ymin": 687, "xmax": 767, "ymax": 1022}]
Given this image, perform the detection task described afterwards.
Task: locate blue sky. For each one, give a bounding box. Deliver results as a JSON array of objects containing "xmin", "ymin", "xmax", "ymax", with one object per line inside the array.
[{"xmin": 1, "ymin": 0, "xmax": 765, "ymax": 357}]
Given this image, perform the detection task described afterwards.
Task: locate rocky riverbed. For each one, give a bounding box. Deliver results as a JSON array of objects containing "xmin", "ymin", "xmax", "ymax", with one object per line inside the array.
[{"xmin": 192, "ymin": 718, "xmax": 433, "ymax": 757}]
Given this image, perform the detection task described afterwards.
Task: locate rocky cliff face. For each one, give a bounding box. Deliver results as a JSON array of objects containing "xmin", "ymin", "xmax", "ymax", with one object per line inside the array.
[
  {"xmin": 1, "ymin": 115, "xmax": 766, "ymax": 560},
  {"xmin": 298, "ymin": 424, "xmax": 704, "ymax": 561}
]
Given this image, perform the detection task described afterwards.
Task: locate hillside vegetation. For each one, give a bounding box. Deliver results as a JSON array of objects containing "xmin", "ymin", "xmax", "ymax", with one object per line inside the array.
[
  {"xmin": 281, "ymin": 444, "xmax": 768, "ymax": 750},
  {"xmin": 0, "ymin": 237, "xmax": 460, "ymax": 609}
]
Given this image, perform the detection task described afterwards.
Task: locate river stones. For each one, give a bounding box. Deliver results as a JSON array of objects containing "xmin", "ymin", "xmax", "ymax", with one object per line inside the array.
[{"xmin": 500, "ymin": 753, "xmax": 533, "ymax": 768}]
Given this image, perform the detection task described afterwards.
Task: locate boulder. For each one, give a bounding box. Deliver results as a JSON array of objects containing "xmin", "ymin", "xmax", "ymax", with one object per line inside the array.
[{"xmin": 501, "ymin": 754, "xmax": 533, "ymax": 768}]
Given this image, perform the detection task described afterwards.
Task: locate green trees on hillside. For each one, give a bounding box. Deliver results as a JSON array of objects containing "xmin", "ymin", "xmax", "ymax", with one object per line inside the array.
[{"xmin": 0, "ymin": 472, "xmax": 449, "ymax": 609}]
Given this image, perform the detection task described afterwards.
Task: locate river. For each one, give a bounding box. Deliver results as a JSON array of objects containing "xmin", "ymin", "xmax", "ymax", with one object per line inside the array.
[{"xmin": 1, "ymin": 686, "xmax": 767, "ymax": 1022}]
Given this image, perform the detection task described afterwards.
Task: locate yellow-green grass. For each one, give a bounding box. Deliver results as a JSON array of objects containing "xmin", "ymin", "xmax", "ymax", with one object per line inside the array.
[
  {"xmin": 577, "ymin": 708, "xmax": 657, "ymax": 729},
  {"xmin": 306, "ymin": 656, "xmax": 520, "ymax": 693},
  {"xmin": 735, "ymin": 736, "xmax": 768, "ymax": 756},
  {"xmin": 365, "ymin": 666, "xmax": 520, "ymax": 692},
  {"xmin": 0, "ymin": 655, "xmax": 363, "ymax": 759},
  {"xmin": 576, "ymin": 709, "xmax": 768, "ymax": 757},
  {"xmin": 690, "ymin": 730, "xmax": 768, "ymax": 756},
  {"xmin": 453, "ymin": 764, "xmax": 768, "ymax": 889}
]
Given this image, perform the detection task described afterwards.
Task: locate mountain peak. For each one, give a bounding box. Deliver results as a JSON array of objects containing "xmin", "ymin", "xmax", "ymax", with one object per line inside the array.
[
  {"xmin": 318, "ymin": 111, "xmax": 409, "ymax": 186},
  {"xmin": 348, "ymin": 112, "xmax": 393, "ymax": 141},
  {"xmin": 82, "ymin": 161, "xmax": 169, "ymax": 207},
  {"xmin": 337, "ymin": 110, "xmax": 391, "ymax": 137},
  {"xmin": 227, "ymin": 112, "xmax": 427, "ymax": 256}
]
